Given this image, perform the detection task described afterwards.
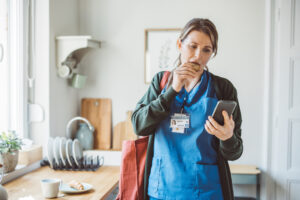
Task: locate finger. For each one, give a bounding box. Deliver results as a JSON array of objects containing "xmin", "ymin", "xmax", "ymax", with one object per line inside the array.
[
  {"xmin": 176, "ymin": 68, "xmax": 197, "ymax": 76},
  {"xmin": 206, "ymin": 120, "xmax": 220, "ymax": 135},
  {"xmin": 208, "ymin": 116, "xmax": 224, "ymax": 132},
  {"xmin": 175, "ymin": 70, "xmax": 196, "ymax": 77},
  {"xmin": 206, "ymin": 123, "xmax": 224, "ymax": 140},
  {"xmin": 175, "ymin": 73, "xmax": 196, "ymax": 81},
  {"xmin": 174, "ymin": 75, "xmax": 196, "ymax": 81},
  {"xmin": 205, "ymin": 124, "xmax": 214, "ymax": 135},
  {"xmin": 222, "ymin": 110, "xmax": 230, "ymax": 122}
]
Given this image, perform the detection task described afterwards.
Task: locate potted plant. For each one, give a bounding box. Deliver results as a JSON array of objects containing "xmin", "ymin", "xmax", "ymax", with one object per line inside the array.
[{"xmin": 0, "ymin": 131, "xmax": 22, "ymax": 173}]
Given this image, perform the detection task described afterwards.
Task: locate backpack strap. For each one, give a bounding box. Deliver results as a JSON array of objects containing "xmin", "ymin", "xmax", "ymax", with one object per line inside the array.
[{"xmin": 160, "ymin": 71, "xmax": 171, "ymax": 91}]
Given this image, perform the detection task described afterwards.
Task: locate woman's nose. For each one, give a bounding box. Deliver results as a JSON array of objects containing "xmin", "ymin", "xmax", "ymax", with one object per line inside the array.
[{"xmin": 193, "ymin": 49, "xmax": 202, "ymax": 60}]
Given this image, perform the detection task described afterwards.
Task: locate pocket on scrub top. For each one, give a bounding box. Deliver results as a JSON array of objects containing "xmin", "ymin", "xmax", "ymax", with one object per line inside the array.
[
  {"xmin": 163, "ymin": 160, "xmax": 196, "ymax": 188},
  {"xmin": 195, "ymin": 164, "xmax": 221, "ymax": 188}
]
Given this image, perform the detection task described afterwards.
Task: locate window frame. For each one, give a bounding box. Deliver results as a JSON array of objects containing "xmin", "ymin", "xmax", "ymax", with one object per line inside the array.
[{"xmin": 7, "ymin": 0, "xmax": 29, "ymax": 138}]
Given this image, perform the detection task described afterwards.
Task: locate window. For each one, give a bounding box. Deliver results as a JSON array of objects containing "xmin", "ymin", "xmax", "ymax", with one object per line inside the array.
[{"xmin": 0, "ymin": 0, "xmax": 29, "ymax": 138}]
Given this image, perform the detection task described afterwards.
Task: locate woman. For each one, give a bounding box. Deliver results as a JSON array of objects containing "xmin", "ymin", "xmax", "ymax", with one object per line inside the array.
[{"xmin": 132, "ymin": 18, "xmax": 243, "ymax": 200}]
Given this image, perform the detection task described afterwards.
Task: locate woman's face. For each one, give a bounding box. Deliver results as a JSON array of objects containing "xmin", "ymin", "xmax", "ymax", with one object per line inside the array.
[{"xmin": 177, "ymin": 30, "xmax": 213, "ymax": 67}]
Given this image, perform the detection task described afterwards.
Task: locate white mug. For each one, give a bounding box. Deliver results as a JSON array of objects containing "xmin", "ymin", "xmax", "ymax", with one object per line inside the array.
[{"xmin": 40, "ymin": 178, "xmax": 61, "ymax": 198}]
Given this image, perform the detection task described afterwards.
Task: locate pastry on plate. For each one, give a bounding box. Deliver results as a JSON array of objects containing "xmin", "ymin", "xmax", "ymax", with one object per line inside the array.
[{"xmin": 68, "ymin": 180, "xmax": 84, "ymax": 190}]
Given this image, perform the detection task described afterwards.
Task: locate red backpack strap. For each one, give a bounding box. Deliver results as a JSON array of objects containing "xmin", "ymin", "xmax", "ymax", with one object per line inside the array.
[{"xmin": 160, "ymin": 71, "xmax": 171, "ymax": 91}]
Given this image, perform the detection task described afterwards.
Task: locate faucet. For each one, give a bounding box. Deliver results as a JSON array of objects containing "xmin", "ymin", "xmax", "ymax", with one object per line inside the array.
[{"xmin": 66, "ymin": 116, "xmax": 94, "ymax": 139}]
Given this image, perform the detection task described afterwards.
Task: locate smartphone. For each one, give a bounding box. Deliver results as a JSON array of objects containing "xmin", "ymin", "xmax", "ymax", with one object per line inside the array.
[{"xmin": 212, "ymin": 100, "xmax": 237, "ymax": 125}]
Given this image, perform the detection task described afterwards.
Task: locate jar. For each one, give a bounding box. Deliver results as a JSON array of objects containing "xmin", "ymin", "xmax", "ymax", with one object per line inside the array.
[{"xmin": 75, "ymin": 123, "xmax": 94, "ymax": 150}]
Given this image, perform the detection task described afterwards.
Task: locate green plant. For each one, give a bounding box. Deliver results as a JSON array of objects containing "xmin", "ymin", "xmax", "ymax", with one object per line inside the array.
[{"xmin": 0, "ymin": 131, "xmax": 22, "ymax": 153}]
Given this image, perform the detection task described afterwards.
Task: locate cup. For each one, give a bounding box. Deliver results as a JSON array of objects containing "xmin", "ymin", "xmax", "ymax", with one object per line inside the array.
[
  {"xmin": 72, "ymin": 73, "xmax": 87, "ymax": 89},
  {"xmin": 40, "ymin": 178, "xmax": 61, "ymax": 198}
]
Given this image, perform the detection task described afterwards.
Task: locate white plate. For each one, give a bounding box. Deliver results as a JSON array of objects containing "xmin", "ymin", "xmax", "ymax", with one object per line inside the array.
[
  {"xmin": 59, "ymin": 137, "xmax": 67, "ymax": 166},
  {"xmin": 59, "ymin": 182, "xmax": 93, "ymax": 194},
  {"xmin": 47, "ymin": 137, "xmax": 54, "ymax": 168},
  {"xmin": 65, "ymin": 139, "xmax": 73, "ymax": 167},
  {"xmin": 72, "ymin": 139, "xmax": 83, "ymax": 167},
  {"xmin": 53, "ymin": 137, "xmax": 61, "ymax": 166}
]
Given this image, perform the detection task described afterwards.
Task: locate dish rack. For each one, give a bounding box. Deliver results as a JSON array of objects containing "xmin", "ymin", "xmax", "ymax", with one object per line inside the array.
[{"xmin": 40, "ymin": 155, "xmax": 104, "ymax": 171}]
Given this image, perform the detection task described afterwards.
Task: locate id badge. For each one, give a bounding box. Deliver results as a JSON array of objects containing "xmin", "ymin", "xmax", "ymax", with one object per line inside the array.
[{"xmin": 170, "ymin": 113, "xmax": 190, "ymax": 134}]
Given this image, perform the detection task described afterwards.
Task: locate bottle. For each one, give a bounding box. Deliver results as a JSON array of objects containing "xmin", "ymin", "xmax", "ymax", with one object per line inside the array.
[{"xmin": 75, "ymin": 123, "xmax": 94, "ymax": 150}]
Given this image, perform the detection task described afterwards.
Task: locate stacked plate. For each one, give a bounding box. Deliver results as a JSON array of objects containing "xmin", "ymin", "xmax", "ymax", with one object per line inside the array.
[
  {"xmin": 47, "ymin": 137, "xmax": 83, "ymax": 169},
  {"xmin": 46, "ymin": 137, "xmax": 103, "ymax": 170}
]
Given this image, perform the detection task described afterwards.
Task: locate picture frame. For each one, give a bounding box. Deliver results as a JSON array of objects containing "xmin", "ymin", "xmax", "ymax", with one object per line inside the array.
[{"xmin": 144, "ymin": 28, "xmax": 181, "ymax": 84}]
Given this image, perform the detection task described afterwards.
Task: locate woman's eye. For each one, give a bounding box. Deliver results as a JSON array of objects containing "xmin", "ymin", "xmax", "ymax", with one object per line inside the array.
[
  {"xmin": 189, "ymin": 45, "xmax": 197, "ymax": 49},
  {"xmin": 203, "ymin": 49, "xmax": 211, "ymax": 53}
]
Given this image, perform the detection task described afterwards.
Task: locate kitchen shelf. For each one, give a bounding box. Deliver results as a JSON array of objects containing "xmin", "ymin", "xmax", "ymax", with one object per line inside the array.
[{"xmin": 56, "ymin": 35, "xmax": 101, "ymax": 78}]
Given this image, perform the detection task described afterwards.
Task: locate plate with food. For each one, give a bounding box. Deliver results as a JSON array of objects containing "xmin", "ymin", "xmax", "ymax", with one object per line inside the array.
[{"xmin": 60, "ymin": 180, "xmax": 93, "ymax": 194}]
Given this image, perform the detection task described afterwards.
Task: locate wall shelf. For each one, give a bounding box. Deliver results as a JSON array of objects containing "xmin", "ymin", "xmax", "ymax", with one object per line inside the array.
[{"xmin": 56, "ymin": 35, "xmax": 101, "ymax": 78}]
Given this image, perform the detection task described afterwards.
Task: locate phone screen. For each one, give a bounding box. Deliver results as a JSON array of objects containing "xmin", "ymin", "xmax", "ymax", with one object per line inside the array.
[{"xmin": 212, "ymin": 100, "xmax": 237, "ymax": 125}]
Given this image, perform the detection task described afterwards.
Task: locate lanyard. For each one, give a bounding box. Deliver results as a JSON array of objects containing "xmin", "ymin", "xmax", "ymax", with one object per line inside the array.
[{"xmin": 180, "ymin": 78, "xmax": 201, "ymax": 113}]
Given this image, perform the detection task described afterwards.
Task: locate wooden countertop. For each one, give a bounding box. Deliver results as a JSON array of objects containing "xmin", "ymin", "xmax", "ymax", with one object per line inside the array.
[{"xmin": 4, "ymin": 166, "xmax": 120, "ymax": 200}]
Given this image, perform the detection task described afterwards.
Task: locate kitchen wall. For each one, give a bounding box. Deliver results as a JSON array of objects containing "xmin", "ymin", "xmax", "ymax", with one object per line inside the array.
[
  {"xmin": 49, "ymin": 0, "xmax": 80, "ymax": 138},
  {"xmin": 77, "ymin": 0, "xmax": 266, "ymax": 198}
]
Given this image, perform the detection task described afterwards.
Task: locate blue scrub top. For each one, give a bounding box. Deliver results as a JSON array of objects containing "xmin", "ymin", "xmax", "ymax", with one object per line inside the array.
[{"xmin": 148, "ymin": 71, "xmax": 224, "ymax": 200}]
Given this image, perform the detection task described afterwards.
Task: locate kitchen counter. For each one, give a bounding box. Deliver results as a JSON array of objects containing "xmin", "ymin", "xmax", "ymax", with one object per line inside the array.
[{"xmin": 4, "ymin": 165, "xmax": 120, "ymax": 200}]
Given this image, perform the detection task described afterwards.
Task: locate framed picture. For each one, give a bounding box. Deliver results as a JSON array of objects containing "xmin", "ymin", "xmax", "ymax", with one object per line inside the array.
[{"xmin": 144, "ymin": 28, "xmax": 181, "ymax": 84}]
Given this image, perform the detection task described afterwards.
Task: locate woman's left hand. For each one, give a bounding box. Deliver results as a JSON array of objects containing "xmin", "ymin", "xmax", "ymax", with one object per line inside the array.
[{"xmin": 205, "ymin": 111, "xmax": 235, "ymax": 141}]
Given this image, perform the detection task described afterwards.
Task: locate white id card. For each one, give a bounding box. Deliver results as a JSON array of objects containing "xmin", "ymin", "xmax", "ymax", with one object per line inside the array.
[{"xmin": 170, "ymin": 113, "xmax": 190, "ymax": 134}]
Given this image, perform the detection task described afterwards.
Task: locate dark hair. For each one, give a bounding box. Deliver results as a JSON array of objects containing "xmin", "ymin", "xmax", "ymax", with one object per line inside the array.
[{"xmin": 167, "ymin": 18, "xmax": 219, "ymax": 89}]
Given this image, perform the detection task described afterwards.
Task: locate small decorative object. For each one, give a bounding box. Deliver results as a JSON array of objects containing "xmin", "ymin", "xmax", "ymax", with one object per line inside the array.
[
  {"xmin": 144, "ymin": 28, "xmax": 181, "ymax": 83},
  {"xmin": 0, "ymin": 131, "xmax": 22, "ymax": 173}
]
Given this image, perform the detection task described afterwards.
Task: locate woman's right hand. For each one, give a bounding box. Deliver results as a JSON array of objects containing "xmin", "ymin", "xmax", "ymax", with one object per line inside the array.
[{"xmin": 172, "ymin": 63, "xmax": 197, "ymax": 92}]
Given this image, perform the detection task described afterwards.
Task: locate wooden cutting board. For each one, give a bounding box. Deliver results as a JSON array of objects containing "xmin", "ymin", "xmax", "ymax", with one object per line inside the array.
[
  {"xmin": 113, "ymin": 111, "xmax": 138, "ymax": 150},
  {"xmin": 81, "ymin": 98, "xmax": 112, "ymax": 150}
]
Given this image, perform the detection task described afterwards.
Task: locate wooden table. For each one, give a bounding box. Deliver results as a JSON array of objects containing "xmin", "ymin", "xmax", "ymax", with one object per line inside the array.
[
  {"xmin": 4, "ymin": 166, "xmax": 120, "ymax": 200},
  {"xmin": 230, "ymin": 164, "xmax": 261, "ymax": 200}
]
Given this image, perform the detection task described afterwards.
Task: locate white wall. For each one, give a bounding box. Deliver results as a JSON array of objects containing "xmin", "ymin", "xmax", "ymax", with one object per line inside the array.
[
  {"xmin": 78, "ymin": 0, "xmax": 266, "ymax": 198},
  {"xmin": 49, "ymin": 0, "xmax": 80, "ymax": 138}
]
